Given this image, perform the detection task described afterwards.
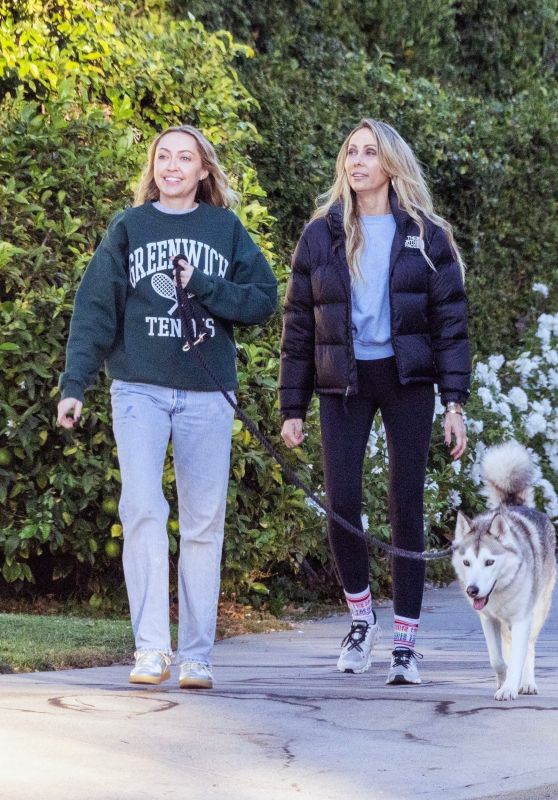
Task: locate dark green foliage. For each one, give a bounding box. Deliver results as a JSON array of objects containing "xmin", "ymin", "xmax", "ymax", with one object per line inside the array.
[
  {"xmin": 176, "ymin": 0, "xmax": 558, "ymax": 355},
  {"xmin": 0, "ymin": 0, "xmax": 326, "ymax": 600},
  {"xmin": 2, "ymin": 0, "xmax": 557, "ymax": 606}
]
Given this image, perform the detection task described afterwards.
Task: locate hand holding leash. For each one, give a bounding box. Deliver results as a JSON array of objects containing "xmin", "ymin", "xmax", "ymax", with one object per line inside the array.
[
  {"xmin": 173, "ymin": 256, "xmax": 194, "ymax": 288},
  {"xmin": 57, "ymin": 397, "xmax": 82, "ymax": 429}
]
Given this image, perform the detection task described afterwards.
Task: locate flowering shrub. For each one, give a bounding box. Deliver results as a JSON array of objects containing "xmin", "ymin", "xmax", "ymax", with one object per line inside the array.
[
  {"xmin": 343, "ymin": 287, "xmax": 558, "ymax": 593},
  {"xmin": 458, "ymin": 301, "xmax": 558, "ymax": 521}
]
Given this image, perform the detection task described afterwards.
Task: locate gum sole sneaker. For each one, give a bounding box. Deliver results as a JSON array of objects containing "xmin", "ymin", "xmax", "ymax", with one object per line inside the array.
[
  {"xmin": 386, "ymin": 647, "xmax": 423, "ymax": 685},
  {"xmin": 179, "ymin": 661, "xmax": 213, "ymax": 689},
  {"xmin": 337, "ymin": 619, "xmax": 381, "ymax": 674},
  {"xmin": 129, "ymin": 650, "xmax": 171, "ymax": 685}
]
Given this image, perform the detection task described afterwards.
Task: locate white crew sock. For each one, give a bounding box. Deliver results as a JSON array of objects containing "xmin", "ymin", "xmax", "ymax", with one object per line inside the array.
[
  {"xmin": 344, "ymin": 587, "xmax": 376, "ymax": 625},
  {"xmin": 393, "ymin": 615, "xmax": 419, "ymax": 650}
]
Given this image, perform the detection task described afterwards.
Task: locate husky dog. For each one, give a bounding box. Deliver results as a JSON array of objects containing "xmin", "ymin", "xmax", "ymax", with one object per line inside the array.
[{"xmin": 453, "ymin": 440, "xmax": 556, "ymax": 701}]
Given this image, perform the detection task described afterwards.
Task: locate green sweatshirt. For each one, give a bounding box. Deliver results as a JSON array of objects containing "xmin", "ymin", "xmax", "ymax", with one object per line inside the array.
[{"xmin": 60, "ymin": 202, "xmax": 277, "ymax": 401}]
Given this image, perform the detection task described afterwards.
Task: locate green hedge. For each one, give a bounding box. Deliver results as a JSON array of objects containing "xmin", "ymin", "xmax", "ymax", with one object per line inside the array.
[
  {"xmin": 180, "ymin": 0, "xmax": 558, "ymax": 355},
  {"xmin": 2, "ymin": 0, "xmax": 557, "ymax": 606},
  {"xmin": 0, "ymin": 0, "xmax": 326, "ymax": 604}
]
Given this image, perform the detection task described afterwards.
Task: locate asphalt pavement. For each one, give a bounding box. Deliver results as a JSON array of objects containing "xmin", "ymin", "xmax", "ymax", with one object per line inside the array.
[{"xmin": 0, "ymin": 581, "xmax": 557, "ymax": 800}]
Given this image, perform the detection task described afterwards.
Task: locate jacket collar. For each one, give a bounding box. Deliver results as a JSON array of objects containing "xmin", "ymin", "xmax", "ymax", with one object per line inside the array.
[{"xmin": 327, "ymin": 182, "xmax": 409, "ymax": 243}]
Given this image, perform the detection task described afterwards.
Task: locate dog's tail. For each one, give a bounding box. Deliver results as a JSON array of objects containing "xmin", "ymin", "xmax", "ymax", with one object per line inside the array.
[{"xmin": 481, "ymin": 440, "xmax": 535, "ymax": 508}]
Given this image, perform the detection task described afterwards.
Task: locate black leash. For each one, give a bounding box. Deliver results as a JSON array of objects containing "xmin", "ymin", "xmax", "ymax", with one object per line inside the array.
[{"xmin": 172, "ymin": 257, "xmax": 454, "ymax": 562}]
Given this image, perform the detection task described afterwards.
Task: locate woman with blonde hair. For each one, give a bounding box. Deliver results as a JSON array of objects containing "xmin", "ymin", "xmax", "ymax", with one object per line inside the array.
[
  {"xmin": 58, "ymin": 124, "xmax": 277, "ymax": 688},
  {"xmin": 279, "ymin": 119, "xmax": 470, "ymax": 684}
]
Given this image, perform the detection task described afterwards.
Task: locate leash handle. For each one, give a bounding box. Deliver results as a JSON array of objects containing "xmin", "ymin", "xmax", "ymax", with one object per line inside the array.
[{"xmin": 172, "ymin": 256, "xmax": 453, "ymax": 563}]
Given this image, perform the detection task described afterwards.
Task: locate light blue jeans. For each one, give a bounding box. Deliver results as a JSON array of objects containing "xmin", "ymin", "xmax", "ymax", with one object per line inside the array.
[{"xmin": 110, "ymin": 380, "xmax": 235, "ymax": 664}]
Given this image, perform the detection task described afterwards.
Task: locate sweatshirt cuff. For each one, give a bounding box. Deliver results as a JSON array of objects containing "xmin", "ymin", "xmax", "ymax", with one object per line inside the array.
[
  {"xmin": 281, "ymin": 410, "xmax": 307, "ymax": 422},
  {"xmin": 185, "ymin": 268, "xmax": 213, "ymax": 297},
  {"xmin": 60, "ymin": 379, "xmax": 85, "ymax": 403}
]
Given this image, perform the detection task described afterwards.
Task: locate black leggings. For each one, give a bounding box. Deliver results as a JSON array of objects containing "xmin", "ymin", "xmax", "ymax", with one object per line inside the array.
[{"xmin": 319, "ymin": 357, "xmax": 434, "ymax": 619}]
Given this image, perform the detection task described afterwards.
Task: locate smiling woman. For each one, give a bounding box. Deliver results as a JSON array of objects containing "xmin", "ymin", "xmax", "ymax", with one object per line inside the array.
[
  {"xmin": 153, "ymin": 132, "xmax": 209, "ymax": 209},
  {"xmin": 56, "ymin": 123, "xmax": 277, "ymax": 691}
]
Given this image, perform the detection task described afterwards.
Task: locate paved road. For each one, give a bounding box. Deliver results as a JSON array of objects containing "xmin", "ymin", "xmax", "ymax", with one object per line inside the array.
[{"xmin": 0, "ymin": 582, "xmax": 557, "ymax": 800}]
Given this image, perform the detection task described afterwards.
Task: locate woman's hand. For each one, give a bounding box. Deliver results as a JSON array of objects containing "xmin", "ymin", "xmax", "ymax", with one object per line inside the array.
[
  {"xmin": 444, "ymin": 407, "xmax": 467, "ymax": 459},
  {"xmin": 281, "ymin": 418, "xmax": 304, "ymax": 448},
  {"xmin": 57, "ymin": 397, "xmax": 83, "ymax": 429},
  {"xmin": 173, "ymin": 257, "xmax": 194, "ymax": 289}
]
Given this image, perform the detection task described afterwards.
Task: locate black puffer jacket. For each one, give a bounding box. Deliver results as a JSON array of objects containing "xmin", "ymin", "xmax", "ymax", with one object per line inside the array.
[{"xmin": 279, "ymin": 187, "xmax": 471, "ymax": 420}]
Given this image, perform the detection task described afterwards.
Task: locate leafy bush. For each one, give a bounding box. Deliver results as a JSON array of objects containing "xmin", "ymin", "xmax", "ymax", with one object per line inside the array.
[
  {"xmin": 179, "ymin": 0, "xmax": 558, "ymax": 356},
  {"xmin": 2, "ymin": 0, "xmax": 557, "ymax": 609},
  {"xmin": 0, "ymin": 0, "xmax": 326, "ymax": 601}
]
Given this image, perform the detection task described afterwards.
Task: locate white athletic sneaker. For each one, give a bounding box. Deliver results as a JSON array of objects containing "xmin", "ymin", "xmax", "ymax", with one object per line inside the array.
[
  {"xmin": 129, "ymin": 650, "xmax": 171, "ymax": 685},
  {"xmin": 337, "ymin": 619, "xmax": 381, "ymax": 673},
  {"xmin": 179, "ymin": 661, "xmax": 213, "ymax": 689},
  {"xmin": 386, "ymin": 647, "xmax": 423, "ymax": 685}
]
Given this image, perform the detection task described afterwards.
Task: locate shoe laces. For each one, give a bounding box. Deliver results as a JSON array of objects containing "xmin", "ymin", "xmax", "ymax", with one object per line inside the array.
[
  {"xmin": 341, "ymin": 621, "xmax": 370, "ymax": 652},
  {"xmin": 182, "ymin": 660, "xmax": 211, "ymax": 671},
  {"xmin": 391, "ymin": 647, "xmax": 423, "ymax": 667},
  {"xmin": 134, "ymin": 650, "xmax": 171, "ymax": 667}
]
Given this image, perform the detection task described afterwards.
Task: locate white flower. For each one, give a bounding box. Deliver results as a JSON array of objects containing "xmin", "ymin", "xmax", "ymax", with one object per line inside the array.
[
  {"xmin": 478, "ymin": 386, "xmax": 495, "ymax": 407},
  {"xmin": 433, "ymin": 394, "xmax": 445, "ymax": 417},
  {"xmin": 507, "ymin": 387, "xmax": 529, "ymax": 411},
  {"xmin": 475, "ymin": 362, "xmax": 500, "ymax": 387},
  {"xmin": 532, "ymin": 399, "xmax": 552, "ymax": 417},
  {"xmin": 512, "ymin": 354, "xmax": 538, "ymax": 381},
  {"xmin": 532, "ymin": 282, "xmax": 549, "ymax": 297},
  {"xmin": 467, "ymin": 419, "xmax": 484, "ymax": 434},
  {"xmin": 468, "ymin": 442, "xmax": 487, "ymax": 485},
  {"xmin": 6, "ymin": 419, "xmax": 15, "ymax": 429},
  {"xmin": 538, "ymin": 479, "xmax": 558, "ymax": 520},
  {"xmin": 524, "ymin": 412, "xmax": 547, "ymax": 438},
  {"xmin": 448, "ymin": 489, "xmax": 462, "ymax": 508},
  {"xmin": 542, "ymin": 347, "xmax": 558, "ymax": 366},
  {"xmin": 488, "ymin": 354, "xmax": 505, "ymax": 371},
  {"xmin": 536, "ymin": 314, "xmax": 558, "ymax": 345},
  {"xmin": 547, "ymin": 452, "xmax": 558, "ymax": 473},
  {"xmin": 451, "ymin": 459, "xmax": 462, "ymax": 475},
  {"xmin": 496, "ymin": 400, "xmax": 512, "ymax": 420}
]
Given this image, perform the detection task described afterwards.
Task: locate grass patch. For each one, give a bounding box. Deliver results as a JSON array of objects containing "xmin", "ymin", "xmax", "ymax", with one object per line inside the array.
[
  {"xmin": 0, "ymin": 603, "xmax": 296, "ymax": 674},
  {"xmin": 0, "ymin": 613, "xmax": 136, "ymax": 673}
]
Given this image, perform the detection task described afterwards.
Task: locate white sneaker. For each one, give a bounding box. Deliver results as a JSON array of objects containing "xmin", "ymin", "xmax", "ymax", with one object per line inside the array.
[
  {"xmin": 129, "ymin": 650, "xmax": 171, "ymax": 685},
  {"xmin": 386, "ymin": 647, "xmax": 423, "ymax": 685},
  {"xmin": 179, "ymin": 661, "xmax": 213, "ymax": 689},
  {"xmin": 337, "ymin": 619, "xmax": 381, "ymax": 673}
]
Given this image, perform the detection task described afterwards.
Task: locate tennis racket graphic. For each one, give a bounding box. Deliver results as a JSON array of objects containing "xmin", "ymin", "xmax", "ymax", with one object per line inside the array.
[
  {"xmin": 151, "ymin": 273, "xmax": 178, "ymax": 315},
  {"xmin": 151, "ymin": 272, "xmax": 196, "ymax": 315}
]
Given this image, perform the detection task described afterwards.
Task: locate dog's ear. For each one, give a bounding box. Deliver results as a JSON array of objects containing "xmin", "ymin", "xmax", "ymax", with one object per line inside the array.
[
  {"xmin": 454, "ymin": 511, "xmax": 472, "ymax": 543},
  {"xmin": 488, "ymin": 513, "xmax": 510, "ymax": 540}
]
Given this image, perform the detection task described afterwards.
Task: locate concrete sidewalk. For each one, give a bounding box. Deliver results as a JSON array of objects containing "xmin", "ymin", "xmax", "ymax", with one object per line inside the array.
[{"xmin": 0, "ymin": 582, "xmax": 557, "ymax": 800}]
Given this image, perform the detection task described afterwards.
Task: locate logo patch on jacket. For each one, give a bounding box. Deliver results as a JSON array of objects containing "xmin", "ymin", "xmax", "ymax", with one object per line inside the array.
[{"xmin": 405, "ymin": 235, "xmax": 424, "ymax": 250}]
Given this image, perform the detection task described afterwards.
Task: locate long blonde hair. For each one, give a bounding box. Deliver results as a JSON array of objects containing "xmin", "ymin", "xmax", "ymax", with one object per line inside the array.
[
  {"xmin": 134, "ymin": 124, "xmax": 238, "ymax": 208},
  {"xmin": 313, "ymin": 119, "xmax": 465, "ymax": 280}
]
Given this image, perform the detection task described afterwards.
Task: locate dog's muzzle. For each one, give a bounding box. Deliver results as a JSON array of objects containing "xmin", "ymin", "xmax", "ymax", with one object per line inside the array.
[{"xmin": 467, "ymin": 581, "xmax": 497, "ymax": 611}]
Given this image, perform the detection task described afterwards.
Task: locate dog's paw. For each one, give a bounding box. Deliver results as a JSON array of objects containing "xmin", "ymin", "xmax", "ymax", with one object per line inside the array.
[
  {"xmin": 494, "ymin": 683, "xmax": 518, "ymax": 701},
  {"xmin": 519, "ymin": 682, "xmax": 538, "ymax": 695},
  {"xmin": 495, "ymin": 671, "xmax": 507, "ymax": 689}
]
